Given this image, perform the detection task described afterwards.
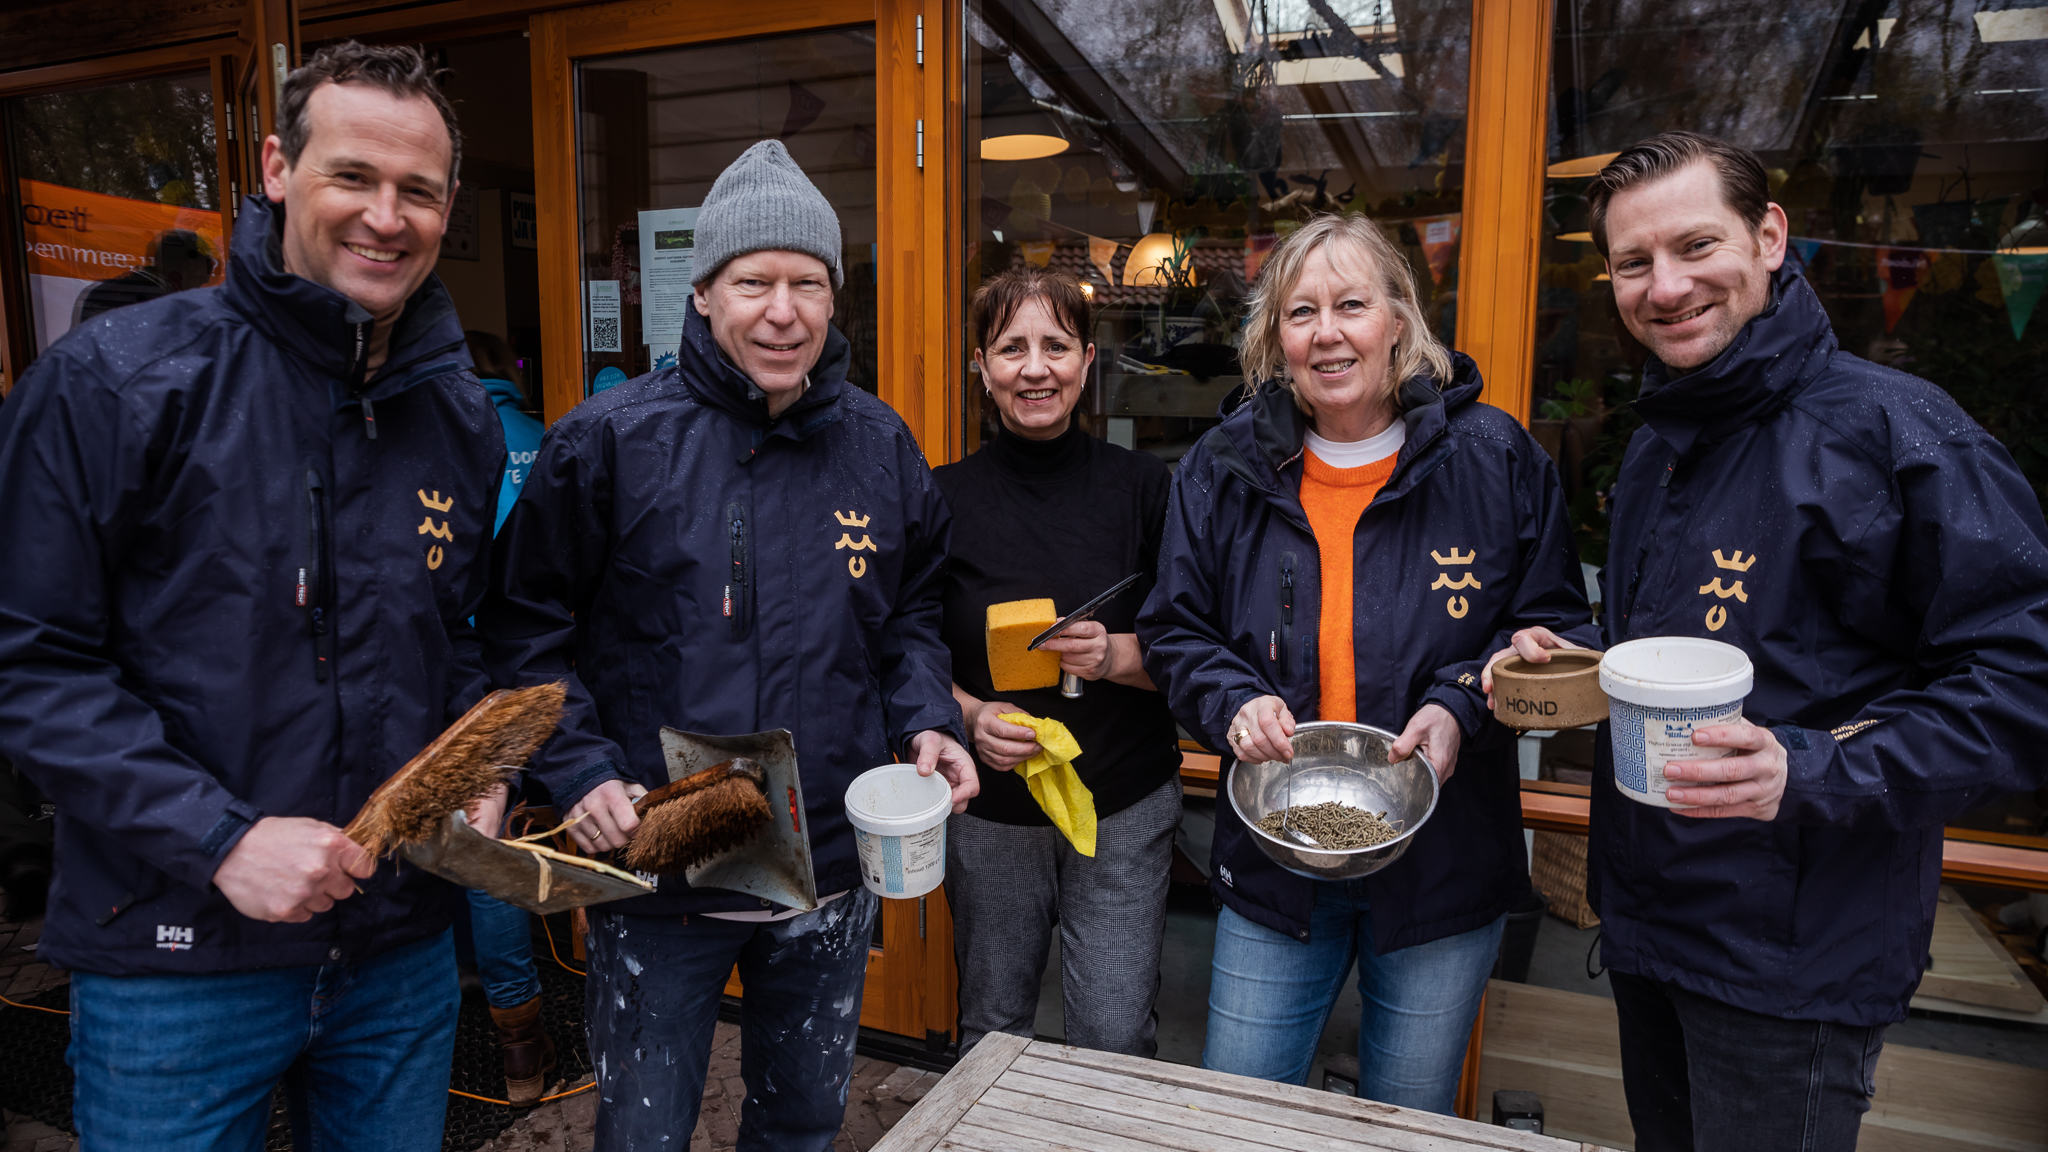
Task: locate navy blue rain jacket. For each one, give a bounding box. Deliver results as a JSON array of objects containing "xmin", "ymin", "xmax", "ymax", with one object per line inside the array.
[
  {"xmin": 479, "ymin": 306, "xmax": 962, "ymax": 916},
  {"xmin": 1139, "ymin": 359, "xmax": 1597, "ymax": 948},
  {"xmin": 1591, "ymin": 267, "xmax": 2048, "ymax": 1026},
  {"xmin": 0, "ymin": 195, "xmax": 502, "ymax": 975}
]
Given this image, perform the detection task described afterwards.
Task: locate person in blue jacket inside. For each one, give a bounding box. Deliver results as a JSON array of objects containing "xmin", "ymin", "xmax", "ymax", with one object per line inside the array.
[
  {"xmin": 0, "ymin": 43, "xmax": 506, "ymax": 1152},
  {"xmin": 1138, "ymin": 212, "xmax": 1597, "ymax": 1111},
  {"xmin": 478, "ymin": 139, "xmax": 976, "ymax": 1152},
  {"xmin": 461, "ymin": 328, "xmax": 557, "ymax": 1104},
  {"xmin": 1489, "ymin": 131, "xmax": 2048, "ymax": 1151},
  {"xmin": 471, "ymin": 330, "xmax": 544, "ymax": 533}
]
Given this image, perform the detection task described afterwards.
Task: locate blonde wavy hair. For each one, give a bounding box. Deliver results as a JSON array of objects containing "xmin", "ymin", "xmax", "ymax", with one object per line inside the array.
[{"xmin": 1239, "ymin": 213, "xmax": 1452, "ymax": 415}]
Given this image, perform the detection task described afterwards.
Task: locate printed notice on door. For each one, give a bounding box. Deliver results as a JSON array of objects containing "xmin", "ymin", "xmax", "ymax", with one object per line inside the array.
[
  {"xmin": 638, "ymin": 207, "xmax": 699, "ymax": 348},
  {"xmin": 587, "ymin": 279, "xmax": 621, "ymax": 353}
]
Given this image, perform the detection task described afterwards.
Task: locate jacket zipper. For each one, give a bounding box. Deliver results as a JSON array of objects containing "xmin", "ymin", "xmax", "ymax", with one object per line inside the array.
[
  {"xmin": 1275, "ymin": 552, "xmax": 1297, "ymax": 682},
  {"xmin": 346, "ymin": 319, "xmax": 377, "ymax": 440},
  {"xmin": 725, "ymin": 497, "xmax": 752, "ymax": 639},
  {"xmin": 305, "ymin": 468, "xmax": 335, "ymax": 681}
]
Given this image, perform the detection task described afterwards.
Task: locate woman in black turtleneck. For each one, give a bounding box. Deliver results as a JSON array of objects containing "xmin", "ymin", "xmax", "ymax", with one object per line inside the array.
[{"xmin": 936, "ymin": 268, "xmax": 1180, "ymax": 1059}]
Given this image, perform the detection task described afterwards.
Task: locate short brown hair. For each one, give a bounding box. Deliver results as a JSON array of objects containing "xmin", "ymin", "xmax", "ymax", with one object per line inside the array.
[
  {"xmin": 466, "ymin": 330, "xmax": 519, "ymax": 388},
  {"xmin": 279, "ymin": 42, "xmax": 462, "ymax": 185},
  {"xmin": 1240, "ymin": 213, "xmax": 1451, "ymax": 413},
  {"xmin": 971, "ymin": 266, "xmax": 1091, "ymax": 354},
  {"xmin": 1587, "ymin": 130, "xmax": 1768, "ymax": 256}
]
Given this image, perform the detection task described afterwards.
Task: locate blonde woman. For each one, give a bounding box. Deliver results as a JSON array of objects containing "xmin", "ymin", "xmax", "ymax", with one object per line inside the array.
[{"xmin": 1137, "ymin": 213, "xmax": 1595, "ymax": 1109}]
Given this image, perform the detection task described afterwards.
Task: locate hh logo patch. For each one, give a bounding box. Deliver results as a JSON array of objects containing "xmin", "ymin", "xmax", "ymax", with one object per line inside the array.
[
  {"xmin": 417, "ymin": 489, "xmax": 455, "ymax": 571},
  {"xmin": 155, "ymin": 924, "xmax": 194, "ymax": 951},
  {"xmin": 833, "ymin": 510, "xmax": 874, "ymax": 578}
]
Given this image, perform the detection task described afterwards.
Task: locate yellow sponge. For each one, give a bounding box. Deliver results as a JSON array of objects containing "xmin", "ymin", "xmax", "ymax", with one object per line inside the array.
[{"xmin": 986, "ymin": 599, "xmax": 1061, "ymax": 692}]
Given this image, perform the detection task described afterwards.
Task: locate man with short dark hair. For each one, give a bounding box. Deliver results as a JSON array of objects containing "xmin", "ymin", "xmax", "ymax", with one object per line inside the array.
[
  {"xmin": 481, "ymin": 140, "xmax": 974, "ymax": 1152},
  {"xmin": 1489, "ymin": 130, "xmax": 2048, "ymax": 1150},
  {"xmin": 0, "ymin": 42, "xmax": 502, "ymax": 1151}
]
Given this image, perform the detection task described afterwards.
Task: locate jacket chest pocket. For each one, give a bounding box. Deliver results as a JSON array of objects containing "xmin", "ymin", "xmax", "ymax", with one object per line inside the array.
[
  {"xmin": 724, "ymin": 497, "xmax": 753, "ymax": 640},
  {"xmin": 1268, "ymin": 551, "xmax": 1311, "ymax": 686}
]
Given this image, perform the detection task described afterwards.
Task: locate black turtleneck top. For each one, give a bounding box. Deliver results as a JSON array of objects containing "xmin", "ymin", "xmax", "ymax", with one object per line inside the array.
[{"xmin": 933, "ymin": 421, "xmax": 1179, "ymax": 825}]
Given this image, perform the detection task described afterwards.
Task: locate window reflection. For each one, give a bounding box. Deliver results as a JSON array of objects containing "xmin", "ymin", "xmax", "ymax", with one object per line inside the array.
[
  {"xmin": 7, "ymin": 73, "xmax": 222, "ymax": 352},
  {"xmin": 1538, "ymin": 2, "xmax": 2048, "ymax": 570},
  {"xmin": 966, "ymin": 0, "xmax": 1472, "ymax": 464}
]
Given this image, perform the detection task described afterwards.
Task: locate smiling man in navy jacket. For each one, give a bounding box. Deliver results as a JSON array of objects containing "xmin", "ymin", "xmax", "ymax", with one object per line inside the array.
[
  {"xmin": 1491, "ymin": 131, "xmax": 2048, "ymax": 1151},
  {"xmin": 480, "ymin": 140, "xmax": 974, "ymax": 1152},
  {"xmin": 0, "ymin": 43, "xmax": 503, "ymax": 1152}
]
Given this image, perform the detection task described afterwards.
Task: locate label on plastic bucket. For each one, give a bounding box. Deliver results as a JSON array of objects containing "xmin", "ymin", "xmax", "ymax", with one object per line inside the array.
[
  {"xmin": 855, "ymin": 823, "xmax": 945, "ymax": 898},
  {"xmin": 1610, "ymin": 698, "xmax": 1742, "ymax": 807}
]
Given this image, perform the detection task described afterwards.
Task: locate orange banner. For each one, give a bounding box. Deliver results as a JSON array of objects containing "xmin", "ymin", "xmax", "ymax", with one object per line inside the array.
[{"xmin": 19, "ymin": 178, "xmax": 223, "ymax": 285}]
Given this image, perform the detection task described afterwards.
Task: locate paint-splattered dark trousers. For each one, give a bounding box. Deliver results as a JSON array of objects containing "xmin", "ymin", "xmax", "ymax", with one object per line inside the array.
[{"xmin": 584, "ymin": 888, "xmax": 879, "ymax": 1152}]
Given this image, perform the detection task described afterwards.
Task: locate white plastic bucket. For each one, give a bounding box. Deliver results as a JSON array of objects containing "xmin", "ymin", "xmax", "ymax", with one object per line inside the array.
[
  {"xmin": 1600, "ymin": 637, "xmax": 1754, "ymax": 808},
  {"xmin": 845, "ymin": 764, "xmax": 951, "ymax": 899}
]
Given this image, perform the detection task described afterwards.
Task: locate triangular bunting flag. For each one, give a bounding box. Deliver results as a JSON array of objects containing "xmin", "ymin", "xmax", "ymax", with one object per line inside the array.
[{"xmin": 1993, "ymin": 252, "xmax": 2048, "ymax": 340}]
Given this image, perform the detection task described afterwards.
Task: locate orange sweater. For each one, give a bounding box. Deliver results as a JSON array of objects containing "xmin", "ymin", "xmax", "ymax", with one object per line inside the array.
[{"xmin": 1300, "ymin": 448, "xmax": 1398, "ymax": 722}]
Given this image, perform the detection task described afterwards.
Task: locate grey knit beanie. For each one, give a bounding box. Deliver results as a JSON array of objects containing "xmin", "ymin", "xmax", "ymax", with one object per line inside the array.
[{"xmin": 692, "ymin": 140, "xmax": 843, "ymax": 288}]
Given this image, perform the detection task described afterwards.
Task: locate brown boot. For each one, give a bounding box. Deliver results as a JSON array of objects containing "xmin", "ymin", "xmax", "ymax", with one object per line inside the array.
[{"xmin": 488, "ymin": 996, "xmax": 558, "ymax": 1106}]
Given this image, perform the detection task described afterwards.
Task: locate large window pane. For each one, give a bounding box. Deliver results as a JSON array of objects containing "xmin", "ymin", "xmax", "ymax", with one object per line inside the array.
[
  {"xmin": 7, "ymin": 72, "xmax": 221, "ymax": 353},
  {"xmin": 965, "ymin": 0, "xmax": 1473, "ymax": 464},
  {"xmin": 1538, "ymin": 4, "xmax": 2048, "ymax": 570},
  {"xmin": 573, "ymin": 30, "xmax": 879, "ymax": 398}
]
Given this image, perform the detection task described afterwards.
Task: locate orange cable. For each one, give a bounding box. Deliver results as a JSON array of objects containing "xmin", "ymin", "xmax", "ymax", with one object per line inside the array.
[
  {"xmin": 0, "ymin": 993, "xmax": 67, "ymax": 1015},
  {"xmin": 449, "ymin": 1081, "xmax": 594, "ymax": 1107},
  {"xmin": 541, "ymin": 914, "xmax": 585, "ymax": 977}
]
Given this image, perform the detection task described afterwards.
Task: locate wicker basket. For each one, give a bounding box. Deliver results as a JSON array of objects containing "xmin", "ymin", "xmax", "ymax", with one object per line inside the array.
[{"xmin": 1532, "ymin": 831, "xmax": 1600, "ymax": 929}]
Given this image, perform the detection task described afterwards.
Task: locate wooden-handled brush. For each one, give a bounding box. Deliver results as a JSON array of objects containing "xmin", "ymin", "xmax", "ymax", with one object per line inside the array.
[
  {"xmin": 345, "ymin": 682, "xmax": 568, "ymax": 855},
  {"xmin": 621, "ymin": 757, "xmax": 772, "ymax": 874}
]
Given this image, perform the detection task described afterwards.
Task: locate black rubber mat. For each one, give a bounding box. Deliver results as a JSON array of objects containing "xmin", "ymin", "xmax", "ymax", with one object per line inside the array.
[{"xmin": 0, "ymin": 913, "xmax": 590, "ymax": 1152}]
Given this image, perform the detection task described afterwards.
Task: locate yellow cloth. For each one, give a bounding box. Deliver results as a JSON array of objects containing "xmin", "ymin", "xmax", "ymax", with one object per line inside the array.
[{"xmin": 998, "ymin": 713, "xmax": 1097, "ymax": 857}]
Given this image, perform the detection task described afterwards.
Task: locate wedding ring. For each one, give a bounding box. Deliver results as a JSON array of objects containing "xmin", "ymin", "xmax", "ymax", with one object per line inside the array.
[{"xmin": 1230, "ymin": 728, "xmax": 1249, "ymax": 746}]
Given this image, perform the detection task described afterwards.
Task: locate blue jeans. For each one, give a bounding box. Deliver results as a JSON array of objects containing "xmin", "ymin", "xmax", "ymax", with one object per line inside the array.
[
  {"xmin": 1203, "ymin": 881, "xmax": 1504, "ymax": 1113},
  {"xmin": 467, "ymin": 888, "xmax": 543, "ymax": 1008},
  {"xmin": 68, "ymin": 928, "xmax": 459, "ymax": 1152},
  {"xmin": 585, "ymin": 888, "xmax": 879, "ymax": 1152}
]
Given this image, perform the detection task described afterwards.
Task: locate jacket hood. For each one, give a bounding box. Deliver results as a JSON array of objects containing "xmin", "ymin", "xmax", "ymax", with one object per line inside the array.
[
  {"xmin": 221, "ymin": 195, "xmax": 472, "ymax": 401},
  {"xmin": 674, "ymin": 303, "xmax": 852, "ymax": 447},
  {"xmin": 1215, "ymin": 350, "xmax": 1485, "ymax": 495},
  {"xmin": 481, "ymin": 378, "xmax": 525, "ymax": 407},
  {"xmin": 1631, "ymin": 265, "xmax": 1835, "ymax": 459}
]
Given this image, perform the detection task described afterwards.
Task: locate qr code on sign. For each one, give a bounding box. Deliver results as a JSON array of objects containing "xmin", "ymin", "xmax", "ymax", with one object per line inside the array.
[{"xmin": 590, "ymin": 316, "xmax": 621, "ymax": 352}]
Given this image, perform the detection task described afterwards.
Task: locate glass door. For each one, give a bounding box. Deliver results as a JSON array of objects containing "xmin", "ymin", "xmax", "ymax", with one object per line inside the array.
[
  {"xmin": 531, "ymin": 0, "xmax": 954, "ymax": 1045},
  {"xmin": 573, "ymin": 30, "xmax": 880, "ymax": 396}
]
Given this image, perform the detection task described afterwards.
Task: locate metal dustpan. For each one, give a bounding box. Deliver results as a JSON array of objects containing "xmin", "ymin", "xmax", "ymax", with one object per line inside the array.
[
  {"xmin": 660, "ymin": 726, "xmax": 817, "ymax": 912},
  {"xmin": 401, "ymin": 810, "xmax": 654, "ymax": 915}
]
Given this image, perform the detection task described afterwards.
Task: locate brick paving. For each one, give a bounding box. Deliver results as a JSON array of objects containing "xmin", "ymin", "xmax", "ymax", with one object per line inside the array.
[
  {"xmin": 1, "ymin": 913, "xmax": 76, "ymax": 1152},
  {"xmin": 479, "ymin": 1021, "xmax": 938, "ymax": 1152},
  {"xmin": 1, "ymin": 910, "xmax": 932, "ymax": 1152}
]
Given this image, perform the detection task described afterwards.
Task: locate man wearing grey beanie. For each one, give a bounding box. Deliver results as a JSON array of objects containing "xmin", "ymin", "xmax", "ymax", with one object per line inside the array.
[{"xmin": 481, "ymin": 139, "xmax": 976, "ymax": 1151}]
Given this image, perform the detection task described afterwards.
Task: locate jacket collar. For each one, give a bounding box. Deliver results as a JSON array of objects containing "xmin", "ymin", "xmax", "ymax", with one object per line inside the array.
[
  {"xmin": 674, "ymin": 304, "xmax": 852, "ymax": 447},
  {"xmin": 1215, "ymin": 351, "xmax": 1484, "ymax": 498},
  {"xmin": 1631, "ymin": 266, "xmax": 1836, "ymax": 459},
  {"xmin": 221, "ymin": 195, "xmax": 472, "ymax": 403}
]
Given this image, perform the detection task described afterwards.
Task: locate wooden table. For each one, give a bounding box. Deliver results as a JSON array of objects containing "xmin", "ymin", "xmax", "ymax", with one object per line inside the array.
[{"xmin": 874, "ymin": 1032, "xmax": 1616, "ymax": 1152}]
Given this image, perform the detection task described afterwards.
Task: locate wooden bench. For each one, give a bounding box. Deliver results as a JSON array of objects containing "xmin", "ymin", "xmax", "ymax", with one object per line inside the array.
[{"xmin": 875, "ymin": 1031, "xmax": 1620, "ymax": 1152}]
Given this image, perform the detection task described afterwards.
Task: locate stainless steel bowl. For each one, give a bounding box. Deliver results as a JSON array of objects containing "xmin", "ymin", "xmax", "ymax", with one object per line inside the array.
[{"xmin": 1228, "ymin": 721, "xmax": 1440, "ymax": 881}]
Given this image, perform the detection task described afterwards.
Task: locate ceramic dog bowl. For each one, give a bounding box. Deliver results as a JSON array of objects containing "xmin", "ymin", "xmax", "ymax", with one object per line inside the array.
[{"xmin": 1490, "ymin": 650, "xmax": 1607, "ymax": 730}]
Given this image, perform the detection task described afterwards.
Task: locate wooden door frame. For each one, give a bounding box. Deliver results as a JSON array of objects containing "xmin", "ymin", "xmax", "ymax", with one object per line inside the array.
[
  {"xmin": 1454, "ymin": 0, "xmax": 1554, "ymax": 424},
  {"xmin": 529, "ymin": 0, "xmax": 958, "ymax": 1041}
]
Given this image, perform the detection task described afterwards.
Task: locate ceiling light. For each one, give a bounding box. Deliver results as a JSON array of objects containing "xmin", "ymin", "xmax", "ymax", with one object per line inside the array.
[
  {"xmin": 981, "ymin": 134, "xmax": 1069, "ymax": 162},
  {"xmin": 1548, "ymin": 153, "xmax": 1620, "ymax": 179},
  {"xmin": 1556, "ymin": 232, "xmax": 1593, "ymax": 243},
  {"xmin": 1123, "ymin": 233, "xmax": 1181, "ymax": 287}
]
